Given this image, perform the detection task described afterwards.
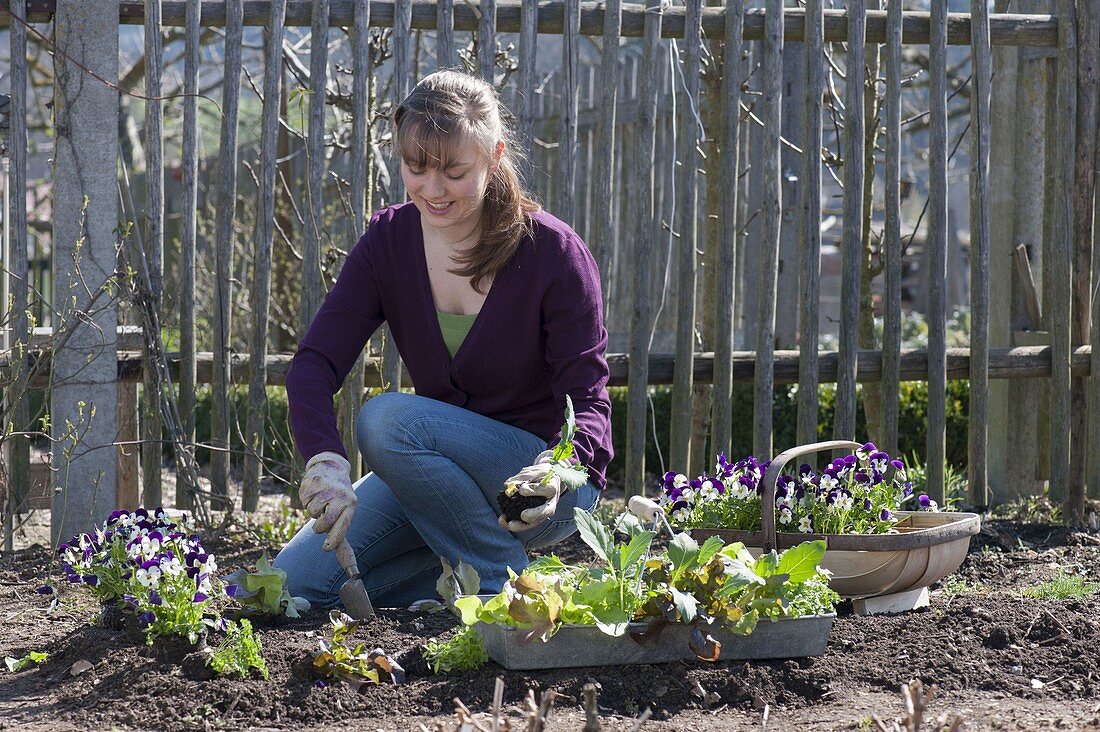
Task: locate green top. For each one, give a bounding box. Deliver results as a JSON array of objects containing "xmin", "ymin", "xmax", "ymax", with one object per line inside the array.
[{"xmin": 436, "ymin": 309, "xmax": 478, "ymax": 358}]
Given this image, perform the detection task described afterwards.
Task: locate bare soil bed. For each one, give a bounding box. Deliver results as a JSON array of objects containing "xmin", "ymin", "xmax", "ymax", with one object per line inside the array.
[{"xmin": 1, "ymin": 514, "xmax": 1099, "ymax": 731}]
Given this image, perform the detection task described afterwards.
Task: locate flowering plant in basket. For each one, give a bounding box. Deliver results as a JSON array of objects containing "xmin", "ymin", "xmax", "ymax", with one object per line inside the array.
[
  {"xmin": 659, "ymin": 442, "xmax": 940, "ymax": 536},
  {"xmin": 57, "ymin": 507, "xmax": 227, "ymax": 644}
]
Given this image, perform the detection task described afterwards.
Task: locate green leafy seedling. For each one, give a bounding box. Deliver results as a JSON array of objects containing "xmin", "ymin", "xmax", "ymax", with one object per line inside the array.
[
  {"xmin": 312, "ymin": 610, "xmax": 406, "ymax": 690},
  {"xmin": 208, "ymin": 619, "xmax": 268, "ymax": 679},
  {"xmin": 222, "ymin": 554, "xmax": 311, "ymax": 618},
  {"xmin": 423, "ymin": 626, "xmax": 488, "ymax": 673},
  {"xmin": 5, "ymin": 651, "xmax": 47, "ymax": 673}
]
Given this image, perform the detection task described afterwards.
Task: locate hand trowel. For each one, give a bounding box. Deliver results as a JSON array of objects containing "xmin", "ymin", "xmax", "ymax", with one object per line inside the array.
[{"xmin": 333, "ymin": 539, "xmax": 375, "ymax": 618}]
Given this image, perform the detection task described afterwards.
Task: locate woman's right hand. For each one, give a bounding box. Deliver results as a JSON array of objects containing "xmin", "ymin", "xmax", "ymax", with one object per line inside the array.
[{"xmin": 300, "ymin": 452, "xmax": 357, "ymax": 551}]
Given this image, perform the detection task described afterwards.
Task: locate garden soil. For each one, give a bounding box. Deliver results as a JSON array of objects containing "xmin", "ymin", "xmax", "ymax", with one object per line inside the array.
[{"xmin": 1, "ymin": 507, "xmax": 1099, "ymax": 730}]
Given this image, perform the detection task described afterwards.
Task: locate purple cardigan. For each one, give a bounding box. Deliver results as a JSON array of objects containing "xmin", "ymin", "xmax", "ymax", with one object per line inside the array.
[{"xmin": 285, "ymin": 202, "xmax": 613, "ymax": 489}]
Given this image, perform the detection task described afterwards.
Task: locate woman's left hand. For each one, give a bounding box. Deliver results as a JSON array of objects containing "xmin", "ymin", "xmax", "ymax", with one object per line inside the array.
[{"xmin": 498, "ymin": 452, "xmax": 562, "ymax": 532}]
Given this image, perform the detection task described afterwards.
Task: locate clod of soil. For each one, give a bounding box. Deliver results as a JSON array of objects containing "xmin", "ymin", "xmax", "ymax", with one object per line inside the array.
[{"xmin": 496, "ymin": 489, "xmax": 548, "ymax": 522}]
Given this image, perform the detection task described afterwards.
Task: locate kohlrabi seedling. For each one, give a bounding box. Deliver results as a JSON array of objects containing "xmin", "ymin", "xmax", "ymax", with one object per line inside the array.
[{"xmin": 497, "ymin": 395, "xmax": 590, "ymax": 523}]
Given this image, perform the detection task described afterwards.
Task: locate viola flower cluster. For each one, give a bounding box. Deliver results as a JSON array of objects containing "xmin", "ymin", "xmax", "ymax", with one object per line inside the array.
[
  {"xmin": 58, "ymin": 507, "xmax": 228, "ymax": 644},
  {"xmin": 659, "ymin": 443, "xmax": 939, "ymax": 535}
]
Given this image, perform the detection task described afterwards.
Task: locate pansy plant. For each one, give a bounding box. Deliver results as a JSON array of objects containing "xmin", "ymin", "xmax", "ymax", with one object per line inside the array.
[
  {"xmin": 57, "ymin": 508, "xmax": 228, "ymax": 644},
  {"xmin": 659, "ymin": 443, "xmax": 939, "ymax": 536}
]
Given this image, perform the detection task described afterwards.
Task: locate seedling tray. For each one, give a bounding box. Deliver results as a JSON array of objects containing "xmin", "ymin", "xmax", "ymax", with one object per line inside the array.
[{"xmin": 473, "ymin": 614, "xmax": 835, "ymax": 670}]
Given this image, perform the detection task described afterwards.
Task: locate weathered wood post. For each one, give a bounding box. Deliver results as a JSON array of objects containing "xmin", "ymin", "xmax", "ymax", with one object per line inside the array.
[
  {"xmin": 989, "ymin": 2, "xmax": 1049, "ymax": 502},
  {"xmin": 50, "ymin": 0, "xmax": 120, "ymax": 543}
]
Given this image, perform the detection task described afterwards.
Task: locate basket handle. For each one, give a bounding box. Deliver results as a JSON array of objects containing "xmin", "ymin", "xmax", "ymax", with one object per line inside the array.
[{"xmin": 760, "ymin": 440, "xmax": 862, "ymax": 553}]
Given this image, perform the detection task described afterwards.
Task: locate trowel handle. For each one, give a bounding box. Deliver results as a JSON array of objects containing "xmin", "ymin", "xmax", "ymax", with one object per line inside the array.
[
  {"xmin": 334, "ymin": 539, "xmax": 362, "ymax": 582},
  {"xmin": 628, "ymin": 495, "xmax": 662, "ymax": 522}
]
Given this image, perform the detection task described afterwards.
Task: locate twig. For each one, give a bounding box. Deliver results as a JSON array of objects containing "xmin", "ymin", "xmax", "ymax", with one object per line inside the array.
[
  {"xmin": 492, "ymin": 676, "xmax": 505, "ymax": 732},
  {"xmin": 583, "ymin": 683, "xmax": 601, "ymax": 732},
  {"xmin": 627, "ymin": 707, "xmax": 653, "ymax": 732},
  {"xmin": 531, "ymin": 690, "xmax": 557, "ymax": 732}
]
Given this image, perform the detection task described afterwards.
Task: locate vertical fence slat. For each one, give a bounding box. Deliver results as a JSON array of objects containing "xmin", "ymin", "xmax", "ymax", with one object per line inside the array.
[
  {"xmin": 142, "ymin": 0, "xmax": 164, "ymax": 508},
  {"xmin": 303, "ymin": 0, "xmax": 329, "ymax": 332},
  {"xmin": 593, "ymin": 0, "xmax": 620, "ymax": 310},
  {"xmin": 926, "ymin": 0, "xmax": 949, "ymax": 505},
  {"xmin": 178, "ymin": 0, "xmax": 200, "ymax": 510},
  {"xmin": 834, "ymin": 0, "xmax": 865, "ymax": 445},
  {"xmin": 627, "ymin": 0, "xmax": 663, "ymax": 496},
  {"xmin": 712, "ymin": 0, "xmax": 743, "ymax": 463},
  {"xmin": 880, "ymin": 0, "xmax": 901, "ymax": 461},
  {"xmin": 211, "ymin": 0, "xmax": 243, "ymax": 508},
  {"xmin": 1088, "ymin": 3, "xmax": 1100, "ymax": 503},
  {"xmin": 244, "ymin": 0, "xmax": 287, "ymax": 513},
  {"xmin": 752, "ymin": 0, "xmax": 783, "ymax": 461},
  {"xmin": 1051, "ymin": 0, "xmax": 1077, "ymax": 505},
  {"xmin": 478, "ymin": 0, "xmax": 496, "ymax": 82},
  {"xmin": 1072, "ymin": 0, "xmax": 1097, "ymax": 518},
  {"xmin": 518, "ymin": 0, "xmax": 537, "ymax": 186},
  {"xmin": 556, "ymin": 0, "xmax": 580, "ymax": 224},
  {"xmin": 436, "ymin": 0, "xmax": 454, "ymax": 69},
  {"xmin": 4, "ymin": 0, "xmax": 30, "ymax": 539},
  {"xmin": 339, "ymin": 0, "xmax": 372, "ymax": 474},
  {"xmin": 968, "ymin": 0, "xmax": 992, "ymax": 507},
  {"xmin": 669, "ymin": 0, "xmax": 703, "ymax": 471},
  {"xmin": 384, "ymin": 0, "xmax": 413, "ymax": 392},
  {"xmin": 796, "ymin": 0, "xmax": 824, "ymax": 453}
]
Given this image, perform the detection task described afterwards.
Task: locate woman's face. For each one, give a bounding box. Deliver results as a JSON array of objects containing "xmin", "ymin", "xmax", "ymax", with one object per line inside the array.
[{"xmin": 401, "ymin": 134, "xmax": 498, "ymax": 241}]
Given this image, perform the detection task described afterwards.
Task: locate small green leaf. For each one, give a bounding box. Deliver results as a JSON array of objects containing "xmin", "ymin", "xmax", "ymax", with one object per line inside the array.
[
  {"xmin": 574, "ymin": 508, "xmax": 615, "ymax": 567},
  {"xmin": 670, "ymin": 587, "xmax": 698, "ymax": 623},
  {"xmin": 613, "ymin": 512, "xmax": 644, "ymax": 537},
  {"xmin": 553, "ymin": 463, "xmax": 589, "ymax": 490},
  {"xmin": 5, "ymin": 651, "xmax": 47, "ymax": 673},
  {"xmin": 667, "ymin": 532, "xmax": 700, "ymax": 575},
  {"xmin": 776, "ymin": 540, "xmax": 827, "ymax": 585},
  {"xmin": 618, "ymin": 531, "xmax": 656, "ymax": 574},
  {"xmin": 454, "ymin": 561, "xmax": 482, "ymax": 597},
  {"xmin": 754, "ymin": 551, "xmax": 780, "ymax": 578},
  {"xmin": 696, "ymin": 535, "xmax": 725, "ymax": 566},
  {"xmin": 453, "ymin": 595, "xmax": 484, "ymax": 626}
]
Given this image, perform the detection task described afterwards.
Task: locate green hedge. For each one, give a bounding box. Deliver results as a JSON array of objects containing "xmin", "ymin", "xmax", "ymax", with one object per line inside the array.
[
  {"xmin": 605, "ymin": 381, "xmax": 970, "ymax": 484},
  {"xmin": 182, "ymin": 380, "xmax": 969, "ymax": 490}
]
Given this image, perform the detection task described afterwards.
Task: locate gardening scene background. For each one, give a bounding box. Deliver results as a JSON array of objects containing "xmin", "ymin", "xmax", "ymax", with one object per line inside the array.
[
  {"xmin": 3, "ymin": 2, "xmax": 1100, "ymax": 731},
  {"xmin": 0, "ymin": 0, "xmax": 1091, "ymax": 545}
]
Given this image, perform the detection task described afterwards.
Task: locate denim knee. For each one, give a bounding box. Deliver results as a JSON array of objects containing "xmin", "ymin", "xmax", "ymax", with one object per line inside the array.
[{"xmin": 356, "ymin": 391, "xmax": 420, "ymax": 466}]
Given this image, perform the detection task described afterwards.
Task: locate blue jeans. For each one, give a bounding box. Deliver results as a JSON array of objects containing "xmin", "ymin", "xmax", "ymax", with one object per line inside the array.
[{"xmin": 274, "ymin": 392, "xmax": 600, "ymax": 609}]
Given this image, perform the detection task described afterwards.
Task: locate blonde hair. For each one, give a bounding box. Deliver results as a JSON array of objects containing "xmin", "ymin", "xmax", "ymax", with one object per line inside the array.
[{"xmin": 392, "ymin": 70, "xmax": 541, "ymax": 293}]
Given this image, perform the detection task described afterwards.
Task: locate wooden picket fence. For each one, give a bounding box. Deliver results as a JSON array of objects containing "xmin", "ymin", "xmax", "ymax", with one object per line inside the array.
[{"xmin": 0, "ymin": 1, "xmax": 1094, "ymax": 544}]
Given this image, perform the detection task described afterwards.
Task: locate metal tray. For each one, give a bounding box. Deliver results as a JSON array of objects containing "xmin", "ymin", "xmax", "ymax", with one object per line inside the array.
[{"xmin": 473, "ymin": 614, "xmax": 835, "ymax": 670}]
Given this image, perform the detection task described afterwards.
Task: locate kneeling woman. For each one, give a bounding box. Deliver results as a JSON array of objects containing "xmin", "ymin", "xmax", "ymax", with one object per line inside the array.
[{"xmin": 274, "ymin": 69, "xmax": 612, "ymax": 607}]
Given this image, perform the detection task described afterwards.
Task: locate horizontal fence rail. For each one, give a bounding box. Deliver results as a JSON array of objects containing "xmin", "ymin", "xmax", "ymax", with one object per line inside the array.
[
  {"xmin": 2, "ymin": 3, "xmax": 1060, "ymax": 46},
  {"xmin": 4, "ymin": 346, "xmax": 1096, "ymax": 389}
]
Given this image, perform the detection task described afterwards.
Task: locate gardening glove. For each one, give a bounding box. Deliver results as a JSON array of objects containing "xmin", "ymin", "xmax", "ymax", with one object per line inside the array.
[
  {"xmin": 300, "ymin": 452, "xmax": 357, "ymax": 552},
  {"xmin": 498, "ymin": 450, "xmax": 562, "ymax": 533}
]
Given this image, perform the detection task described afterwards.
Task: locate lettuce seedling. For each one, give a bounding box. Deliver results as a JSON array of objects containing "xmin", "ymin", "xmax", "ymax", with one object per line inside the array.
[
  {"xmin": 311, "ymin": 610, "xmax": 405, "ymax": 691},
  {"xmin": 5, "ymin": 651, "xmax": 47, "ymax": 673},
  {"xmin": 222, "ymin": 554, "xmax": 310, "ymax": 618}
]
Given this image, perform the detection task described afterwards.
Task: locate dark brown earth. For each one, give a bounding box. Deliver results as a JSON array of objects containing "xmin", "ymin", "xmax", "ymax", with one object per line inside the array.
[
  {"xmin": 1, "ymin": 512, "xmax": 1099, "ymax": 731},
  {"xmin": 496, "ymin": 490, "xmax": 549, "ymax": 523}
]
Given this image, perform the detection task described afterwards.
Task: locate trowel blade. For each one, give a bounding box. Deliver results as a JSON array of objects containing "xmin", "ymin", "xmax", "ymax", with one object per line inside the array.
[{"xmin": 339, "ymin": 577, "xmax": 375, "ymax": 619}]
